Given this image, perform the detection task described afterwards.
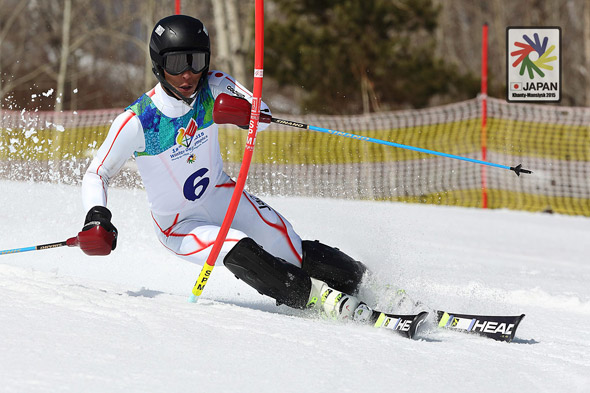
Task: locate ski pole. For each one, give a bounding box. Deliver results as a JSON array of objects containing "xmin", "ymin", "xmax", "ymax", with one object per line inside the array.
[
  {"xmin": 1, "ymin": 237, "xmax": 78, "ymax": 256},
  {"xmin": 213, "ymin": 94, "xmax": 533, "ymax": 176},
  {"xmin": 270, "ymin": 118, "xmax": 532, "ymax": 176},
  {"xmin": 188, "ymin": 0, "xmax": 266, "ymax": 303}
]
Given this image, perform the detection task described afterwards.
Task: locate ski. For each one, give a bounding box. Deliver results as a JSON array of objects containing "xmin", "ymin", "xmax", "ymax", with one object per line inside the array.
[
  {"xmin": 436, "ymin": 311, "xmax": 525, "ymax": 342},
  {"xmin": 368, "ymin": 310, "xmax": 429, "ymax": 339}
]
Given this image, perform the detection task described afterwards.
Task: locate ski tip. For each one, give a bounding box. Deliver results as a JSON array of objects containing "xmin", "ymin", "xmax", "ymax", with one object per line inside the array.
[
  {"xmin": 373, "ymin": 311, "xmax": 430, "ymax": 340},
  {"xmin": 503, "ymin": 314, "xmax": 526, "ymax": 343},
  {"xmin": 513, "ymin": 313, "xmax": 526, "ymax": 328},
  {"xmin": 435, "ymin": 311, "xmax": 526, "ymax": 343},
  {"xmin": 408, "ymin": 311, "xmax": 429, "ymax": 339}
]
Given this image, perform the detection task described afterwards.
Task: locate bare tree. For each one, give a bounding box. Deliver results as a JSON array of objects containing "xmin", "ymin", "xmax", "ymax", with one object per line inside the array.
[
  {"xmin": 584, "ymin": 1, "xmax": 590, "ymax": 106},
  {"xmin": 210, "ymin": 0, "xmax": 250, "ymax": 82},
  {"xmin": 2, "ymin": 1, "xmax": 589, "ymax": 111},
  {"xmin": 433, "ymin": 0, "xmax": 588, "ymax": 106},
  {"xmin": 55, "ymin": 0, "xmax": 71, "ymax": 112},
  {"xmin": 0, "ymin": 0, "xmax": 28, "ymax": 102},
  {"xmin": 225, "ymin": 0, "xmax": 247, "ymax": 83},
  {"xmin": 0, "ymin": 0, "xmax": 56, "ymax": 107},
  {"xmin": 143, "ymin": 0, "xmax": 157, "ymax": 92},
  {"xmin": 211, "ymin": 0, "xmax": 231, "ymax": 72}
]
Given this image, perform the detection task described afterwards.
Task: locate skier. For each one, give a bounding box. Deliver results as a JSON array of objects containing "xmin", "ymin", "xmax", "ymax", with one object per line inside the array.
[{"xmin": 77, "ymin": 15, "xmax": 370, "ymax": 321}]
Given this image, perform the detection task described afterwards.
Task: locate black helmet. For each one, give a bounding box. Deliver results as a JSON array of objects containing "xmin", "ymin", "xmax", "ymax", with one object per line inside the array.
[{"xmin": 150, "ymin": 15, "xmax": 211, "ymax": 103}]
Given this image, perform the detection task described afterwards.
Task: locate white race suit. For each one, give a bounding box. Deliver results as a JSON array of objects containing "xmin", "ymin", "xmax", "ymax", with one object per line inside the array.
[{"xmin": 82, "ymin": 71, "xmax": 303, "ymax": 267}]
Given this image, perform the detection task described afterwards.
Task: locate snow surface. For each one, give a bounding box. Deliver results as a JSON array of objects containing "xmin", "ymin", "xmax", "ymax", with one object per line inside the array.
[{"xmin": 1, "ymin": 180, "xmax": 589, "ymax": 393}]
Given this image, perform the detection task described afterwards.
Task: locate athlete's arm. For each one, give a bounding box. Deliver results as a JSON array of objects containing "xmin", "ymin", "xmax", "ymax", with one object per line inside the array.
[
  {"xmin": 208, "ymin": 70, "xmax": 271, "ymax": 131},
  {"xmin": 81, "ymin": 110, "xmax": 145, "ymax": 210}
]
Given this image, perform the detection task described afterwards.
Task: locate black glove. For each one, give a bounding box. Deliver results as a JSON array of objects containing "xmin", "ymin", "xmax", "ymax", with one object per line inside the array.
[{"xmin": 78, "ymin": 206, "xmax": 118, "ymax": 254}]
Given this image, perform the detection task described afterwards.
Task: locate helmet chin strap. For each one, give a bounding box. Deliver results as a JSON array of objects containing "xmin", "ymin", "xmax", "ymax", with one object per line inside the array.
[{"xmin": 152, "ymin": 67, "xmax": 196, "ymax": 107}]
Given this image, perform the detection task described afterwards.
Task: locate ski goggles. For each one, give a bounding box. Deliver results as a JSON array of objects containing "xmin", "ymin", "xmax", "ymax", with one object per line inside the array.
[{"xmin": 162, "ymin": 51, "xmax": 209, "ymax": 75}]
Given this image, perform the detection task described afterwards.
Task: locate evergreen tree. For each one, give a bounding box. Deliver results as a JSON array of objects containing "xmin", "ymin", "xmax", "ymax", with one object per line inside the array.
[{"xmin": 266, "ymin": 0, "xmax": 479, "ymax": 114}]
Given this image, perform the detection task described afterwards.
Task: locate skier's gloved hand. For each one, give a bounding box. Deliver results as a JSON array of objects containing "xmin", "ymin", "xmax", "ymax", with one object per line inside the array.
[
  {"xmin": 77, "ymin": 206, "xmax": 118, "ymax": 256},
  {"xmin": 213, "ymin": 93, "xmax": 272, "ymax": 129}
]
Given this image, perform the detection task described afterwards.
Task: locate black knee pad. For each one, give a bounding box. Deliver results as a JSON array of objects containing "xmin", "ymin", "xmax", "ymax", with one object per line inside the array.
[
  {"xmin": 301, "ymin": 240, "xmax": 367, "ymax": 295},
  {"xmin": 223, "ymin": 238, "xmax": 311, "ymax": 309}
]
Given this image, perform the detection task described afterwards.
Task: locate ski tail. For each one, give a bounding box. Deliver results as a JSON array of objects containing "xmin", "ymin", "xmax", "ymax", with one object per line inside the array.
[
  {"xmin": 371, "ymin": 311, "xmax": 429, "ymax": 339},
  {"xmin": 436, "ymin": 311, "xmax": 525, "ymax": 342}
]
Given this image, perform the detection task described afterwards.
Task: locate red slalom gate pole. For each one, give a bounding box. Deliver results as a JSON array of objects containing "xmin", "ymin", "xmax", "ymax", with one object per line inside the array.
[
  {"xmin": 480, "ymin": 23, "xmax": 489, "ymax": 209},
  {"xmin": 175, "ymin": 0, "xmax": 181, "ymax": 14},
  {"xmin": 189, "ymin": 0, "xmax": 265, "ymax": 302}
]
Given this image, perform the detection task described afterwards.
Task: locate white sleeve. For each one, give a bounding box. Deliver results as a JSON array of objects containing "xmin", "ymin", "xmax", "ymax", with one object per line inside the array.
[
  {"xmin": 208, "ymin": 70, "xmax": 271, "ymax": 131},
  {"xmin": 81, "ymin": 110, "xmax": 145, "ymax": 211}
]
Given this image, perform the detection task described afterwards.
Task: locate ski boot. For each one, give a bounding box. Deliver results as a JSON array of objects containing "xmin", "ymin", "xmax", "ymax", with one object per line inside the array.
[{"xmin": 306, "ymin": 278, "xmax": 373, "ymax": 322}]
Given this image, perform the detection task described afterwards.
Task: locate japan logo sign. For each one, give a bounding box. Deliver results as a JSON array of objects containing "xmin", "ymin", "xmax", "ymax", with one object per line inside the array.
[{"xmin": 506, "ymin": 27, "xmax": 561, "ymax": 102}]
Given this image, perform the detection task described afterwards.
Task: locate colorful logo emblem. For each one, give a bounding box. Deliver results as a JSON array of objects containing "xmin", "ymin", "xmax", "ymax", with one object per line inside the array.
[
  {"xmin": 506, "ymin": 27, "xmax": 561, "ymax": 102},
  {"xmin": 176, "ymin": 118, "xmax": 198, "ymax": 148},
  {"xmin": 510, "ymin": 33, "xmax": 556, "ymax": 79},
  {"xmin": 187, "ymin": 154, "xmax": 196, "ymax": 164}
]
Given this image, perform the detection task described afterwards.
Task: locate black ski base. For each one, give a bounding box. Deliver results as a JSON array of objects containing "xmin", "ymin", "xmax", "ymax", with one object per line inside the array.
[{"xmin": 436, "ymin": 311, "xmax": 526, "ymax": 342}]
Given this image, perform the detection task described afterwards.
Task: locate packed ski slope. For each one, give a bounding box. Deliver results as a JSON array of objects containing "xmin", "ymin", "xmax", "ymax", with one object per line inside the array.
[{"xmin": 0, "ymin": 180, "xmax": 588, "ymax": 393}]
